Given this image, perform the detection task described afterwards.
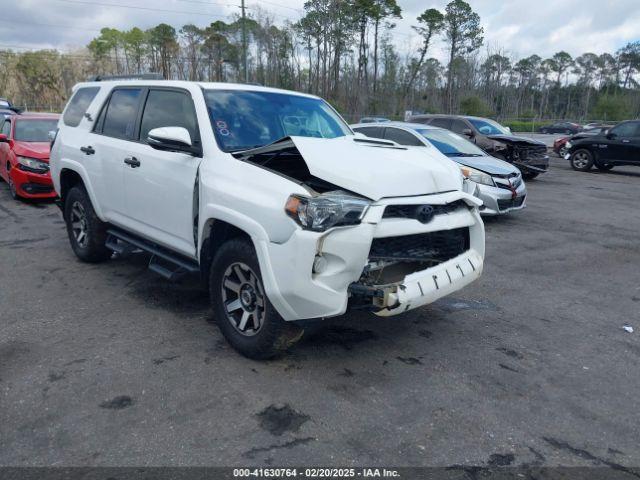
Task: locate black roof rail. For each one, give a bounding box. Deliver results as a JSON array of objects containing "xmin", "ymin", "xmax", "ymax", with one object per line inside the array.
[{"xmin": 88, "ymin": 73, "xmax": 164, "ymax": 82}]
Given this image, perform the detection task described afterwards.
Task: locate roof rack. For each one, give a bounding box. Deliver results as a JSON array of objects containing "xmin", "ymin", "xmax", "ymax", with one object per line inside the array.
[{"xmin": 88, "ymin": 73, "xmax": 164, "ymax": 82}]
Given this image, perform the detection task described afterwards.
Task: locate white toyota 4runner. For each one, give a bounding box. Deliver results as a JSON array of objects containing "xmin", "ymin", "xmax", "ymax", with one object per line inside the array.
[{"xmin": 50, "ymin": 78, "xmax": 485, "ymax": 359}]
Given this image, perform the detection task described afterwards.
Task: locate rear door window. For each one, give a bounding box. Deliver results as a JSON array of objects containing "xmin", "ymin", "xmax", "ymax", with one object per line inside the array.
[
  {"xmin": 383, "ymin": 127, "xmax": 423, "ymax": 146},
  {"xmin": 429, "ymin": 118, "xmax": 452, "ymax": 129},
  {"xmin": 100, "ymin": 88, "xmax": 143, "ymax": 140},
  {"xmin": 139, "ymin": 89, "xmax": 198, "ymax": 143},
  {"xmin": 451, "ymin": 119, "xmax": 469, "ymax": 134},
  {"xmin": 63, "ymin": 87, "xmax": 100, "ymax": 127},
  {"xmin": 353, "ymin": 126, "xmax": 384, "ymax": 139}
]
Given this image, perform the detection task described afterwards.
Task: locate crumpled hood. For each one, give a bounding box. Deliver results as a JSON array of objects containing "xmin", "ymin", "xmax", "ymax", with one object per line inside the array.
[
  {"xmin": 288, "ymin": 135, "xmax": 462, "ymax": 201},
  {"xmin": 486, "ymin": 134, "xmax": 546, "ymax": 147},
  {"xmin": 454, "ymin": 155, "xmax": 519, "ymax": 176},
  {"xmin": 13, "ymin": 141, "xmax": 51, "ymax": 160}
]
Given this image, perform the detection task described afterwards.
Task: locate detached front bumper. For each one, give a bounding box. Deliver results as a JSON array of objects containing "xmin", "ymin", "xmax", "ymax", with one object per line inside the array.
[
  {"xmin": 373, "ymin": 249, "xmax": 483, "ymax": 316},
  {"xmin": 260, "ymin": 191, "xmax": 485, "ymax": 321},
  {"xmin": 513, "ymin": 155, "xmax": 549, "ymax": 174}
]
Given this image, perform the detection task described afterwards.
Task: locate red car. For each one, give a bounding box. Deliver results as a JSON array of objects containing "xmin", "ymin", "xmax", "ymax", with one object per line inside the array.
[{"xmin": 0, "ymin": 113, "xmax": 60, "ymax": 200}]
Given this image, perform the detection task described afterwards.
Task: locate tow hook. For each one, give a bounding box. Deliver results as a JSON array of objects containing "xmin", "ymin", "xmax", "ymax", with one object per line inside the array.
[{"xmin": 348, "ymin": 283, "xmax": 399, "ymax": 310}]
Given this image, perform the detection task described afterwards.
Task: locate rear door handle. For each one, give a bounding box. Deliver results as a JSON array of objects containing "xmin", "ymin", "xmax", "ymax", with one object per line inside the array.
[
  {"xmin": 80, "ymin": 146, "xmax": 95, "ymax": 155},
  {"xmin": 622, "ymin": 139, "xmax": 630, "ymax": 143},
  {"xmin": 124, "ymin": 156, "xmax": 141, "ymax": 168}
]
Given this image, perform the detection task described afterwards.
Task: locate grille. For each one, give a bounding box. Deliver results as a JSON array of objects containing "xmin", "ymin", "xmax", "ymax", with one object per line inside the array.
[
  {"xmin": 497, "ymin": 196, "xmax": 525, "ymax": 210},
  {"xmin": 382, "ymin": 200, "xmax": 467, "ymax": 219},
  {"xmin": 369, "ymin": 227, "xmax": 469, "ymax": 263}
]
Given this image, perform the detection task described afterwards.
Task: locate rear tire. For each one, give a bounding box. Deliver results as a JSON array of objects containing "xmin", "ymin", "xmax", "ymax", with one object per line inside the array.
[
  {"xmin": 64, "ymin": 186, "xmax": 112, "ymax": 263},
  {"xmin": 570, "ymin": 149, "xmax": 594, "ymax": 172},
  {"xmin": 209, "ymin": 238, "xmax": 303, "ymax": 359}
]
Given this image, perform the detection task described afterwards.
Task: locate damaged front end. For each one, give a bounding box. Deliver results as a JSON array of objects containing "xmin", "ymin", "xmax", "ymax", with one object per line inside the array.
[
  {"xmin": 488, "ymin": 136, "xmax": 550, "ymax": 175},
  {"xmin": 346, "ymin": 201, "xmax": 483, "ymax": 316},
  {"xmin": 233, "ymin": 135, "xmax": 484, "ymax": 320}
]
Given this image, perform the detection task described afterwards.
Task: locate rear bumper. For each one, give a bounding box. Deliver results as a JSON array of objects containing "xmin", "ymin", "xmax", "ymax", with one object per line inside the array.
[{"xmin": 9, "ymin": 167, "xmax": 56, "ymax": 199}]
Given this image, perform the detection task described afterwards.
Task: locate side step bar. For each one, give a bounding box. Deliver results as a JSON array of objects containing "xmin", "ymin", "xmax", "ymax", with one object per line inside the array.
[{"xmin": 106, "ymin": 228, "xmax": 199, "ymax": 281}]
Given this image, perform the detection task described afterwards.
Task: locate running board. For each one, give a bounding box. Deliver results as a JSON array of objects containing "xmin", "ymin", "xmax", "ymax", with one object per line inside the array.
[{"xmin": 106, "ymin": 228, "xmax": 199, "ymax": 281}]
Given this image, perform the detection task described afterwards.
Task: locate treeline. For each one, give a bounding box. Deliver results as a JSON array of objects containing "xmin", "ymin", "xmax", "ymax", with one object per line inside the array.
[{"xmin": 1, "ymin": 0, "xmax": 639, "ymax": 121}]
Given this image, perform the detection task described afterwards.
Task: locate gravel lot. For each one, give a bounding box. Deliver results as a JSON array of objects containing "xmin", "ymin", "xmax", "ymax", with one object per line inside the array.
[{"xmin": 1, "ymin": 157, "xmax": 639, "ymax": 469}]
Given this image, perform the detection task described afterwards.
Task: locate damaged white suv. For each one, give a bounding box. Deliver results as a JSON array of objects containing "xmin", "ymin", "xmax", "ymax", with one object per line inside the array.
[{"xmin": 50, "ymin": 78, "xmax": 485, "ymax": 358}]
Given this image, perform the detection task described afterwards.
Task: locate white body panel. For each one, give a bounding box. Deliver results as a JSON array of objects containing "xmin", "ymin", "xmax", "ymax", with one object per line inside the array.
[{"xmin": 51, "ymin": 80, "xmax": 486, "ymax": 321}]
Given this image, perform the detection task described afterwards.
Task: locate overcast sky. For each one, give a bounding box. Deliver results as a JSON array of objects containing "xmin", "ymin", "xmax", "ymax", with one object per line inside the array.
[{"xmin": 1, "ymin": 0, "xmax": 639, "ymax": 61}]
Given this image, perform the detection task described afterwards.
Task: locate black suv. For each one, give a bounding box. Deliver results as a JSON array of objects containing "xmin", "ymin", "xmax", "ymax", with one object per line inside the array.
[
  {"xmin": 567, "ymin": 120, "xmax": 640, "ymax": 172},
  {"xmin": 411, "ymin": 114, "xmax": 549, "ymax": 179}
]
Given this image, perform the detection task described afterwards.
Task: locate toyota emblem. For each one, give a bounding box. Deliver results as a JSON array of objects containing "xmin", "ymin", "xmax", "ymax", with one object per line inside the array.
[{"xmin": 415, "ymin": 205, "xmax": 435, "ymax": 224}]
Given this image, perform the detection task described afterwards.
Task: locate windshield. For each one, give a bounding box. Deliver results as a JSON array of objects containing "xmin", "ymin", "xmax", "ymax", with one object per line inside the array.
[
  {"xmin": 204, "ymin": 90, "xmax": 351, "ymax": 152},
  {"xmin": 417, "ymin": 129, "xmax": 486, "ymax": 157},
  {"xmin": 14, "ymin": 119, "xmax": 58, "ymax": 142},
  {"xmin": 468, "ymin": 118, "xmax": 510, "ymax": 136}
]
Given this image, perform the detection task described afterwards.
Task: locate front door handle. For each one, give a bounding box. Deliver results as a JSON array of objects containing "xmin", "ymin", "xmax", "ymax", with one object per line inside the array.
[
  {"xmin": 622, "ymin": 139, "xmax": 630, "ymax": 143},
  {"xmin": 124, "ymin": 156, "xmax": 141, "ymax": 168},
  {"xmin": 80, "ymin": 146, "xmax": 95, "ymax": 155}
]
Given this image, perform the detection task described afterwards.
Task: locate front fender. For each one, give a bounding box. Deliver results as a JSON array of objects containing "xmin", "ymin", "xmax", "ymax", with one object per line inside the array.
[{"xmin": 55, "ymin": 159, "xmax": 105, "ymax": 220}]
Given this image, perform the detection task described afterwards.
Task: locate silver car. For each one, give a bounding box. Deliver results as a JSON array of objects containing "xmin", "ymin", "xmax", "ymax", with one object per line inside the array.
[{"xmin": 351, "ymin": 122, "xmax": 526, "ymax": 216}]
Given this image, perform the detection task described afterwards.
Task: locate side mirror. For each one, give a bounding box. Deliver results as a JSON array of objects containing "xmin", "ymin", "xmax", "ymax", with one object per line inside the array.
[
  {"xmin": 606, "ymin": 131, "xmax": 616, "ymax": 140},
  {"xmin": 462, "ymin": 128, "xmax": 474, "ymax": 138},
  {"xmin": 0, "ymin": 134, "xmax": 8, "ymax": 143},
  {"xmin": 147, "ymin": 127, "xmax": 198, "ymax": 155}
]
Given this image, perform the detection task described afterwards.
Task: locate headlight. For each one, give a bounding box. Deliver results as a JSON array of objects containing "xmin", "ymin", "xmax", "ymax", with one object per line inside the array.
[
  {"xmin": 460, "ymin": 166, "xmax": 494, "ymax": 187},
  {"xmin": 285, "ymin": 191, "xmax": 370, "ymax": 231},
  {"xmin": 565, "ymin": 141, "xmax": 572, "ymax": 148},
  {"xmin": 17, "ymin": 156, "xmax": 49, "ymax": 173}
]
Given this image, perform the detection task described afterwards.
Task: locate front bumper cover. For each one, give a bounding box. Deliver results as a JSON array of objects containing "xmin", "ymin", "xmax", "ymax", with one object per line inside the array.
[{"xmin": 260, "ymin": 191, "xmax": 485, "ymax": 321}]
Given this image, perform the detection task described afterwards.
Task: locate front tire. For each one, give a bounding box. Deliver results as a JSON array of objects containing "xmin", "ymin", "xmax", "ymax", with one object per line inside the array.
[
  {"xmin": 7, "ymin": 174, "xmax": 19, "ymax": 200},
  {"xmin": 64, "ymin": 186, "xmax": 112, "ymax": 262},
  {"xmin": 209, "ymin": 238, "xmax": 303, "ymax": 359},
  {"xmin": 570, "ymin": 149, "xmax": 594, "ymax": 172},
  {"xmin": 522, "ymin": 172, "xmax": 539, "ymax": 180}
]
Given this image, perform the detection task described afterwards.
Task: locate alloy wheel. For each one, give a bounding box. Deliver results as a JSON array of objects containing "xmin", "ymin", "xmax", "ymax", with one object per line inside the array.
[
  {"xmin": 221, "ymin": 262, "xmax": 266, "ymax": 336},
  {"xmin": 572, "ymin": 151, "xmax": 590, "ymax": 169},
  {"xmin": 70, "ymin": 201, "xmax": 89, "ymax": 248}
]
